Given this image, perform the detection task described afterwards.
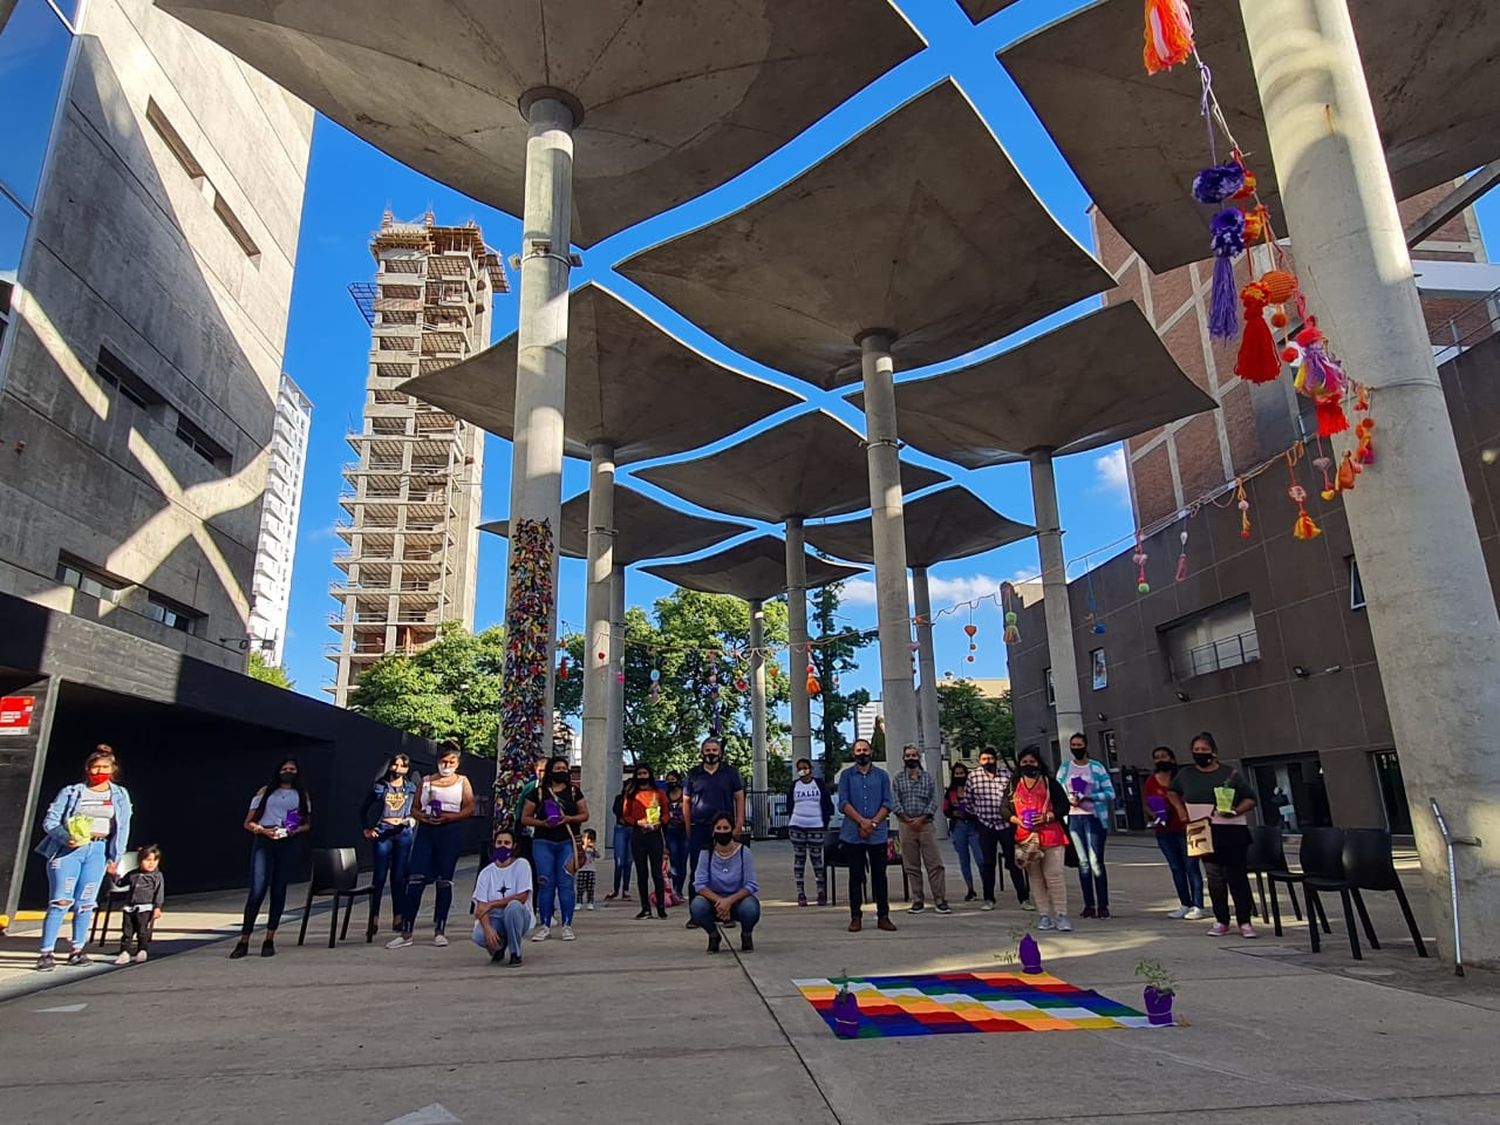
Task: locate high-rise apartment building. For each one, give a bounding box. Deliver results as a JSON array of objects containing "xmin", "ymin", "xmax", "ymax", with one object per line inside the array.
[
  {"xmin": 248, "ymin": 373, "xmax": 312, "ymax": 666},
  {"xmin": 328, "ymin": 212, "xmax": 505, "ymax": 706}
]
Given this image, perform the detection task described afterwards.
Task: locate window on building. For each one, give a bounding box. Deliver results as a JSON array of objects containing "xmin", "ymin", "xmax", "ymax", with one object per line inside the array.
[
  {"xmin": 174, "ymin": 412, "xmax": 230, "ymax": 470},
  {"xmin": 145, "ymin": 97, "xmax": 206, "ymax": 184},
  {"xmin": 212, "ymin": 192, "xmax": 260, "ymax": 261},
  {"xmin": 96, "ymin": 347, "xmax": 165, "ymax": 411},
  {"xmin": 57, "ymin": 556, "xmax": 122, "ymax": 603},
  {"xmin": 1161, "ymin": 595, "xmax": 1260, "ymax": 679},
  {"xmin": 0, "ymin": 278, "xmax": 10, "ymax": 353},
  {"xmin": 146, "ymin": 593, "xmax": 202, "ymax": 634},
  {"xmin": 1349, "ymin": 557, "xmax": 1366, "ymax": 610},
  {"xmin": 1044, "ymin": 667, "xmax": 1055, "ymax": 707}
]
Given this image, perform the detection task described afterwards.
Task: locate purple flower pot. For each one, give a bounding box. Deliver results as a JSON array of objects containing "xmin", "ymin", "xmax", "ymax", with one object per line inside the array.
[
  {"xmin": 1143, "ymin": 986, "xmax": 1174, "ymax": 1026},
  {"xmin": 831, "ymin": 986, "xmax": 861, "ymax": 1038},
  {"xmin": 1019, "ymin": 934, "xmax": 1043, "ymax": 975}
]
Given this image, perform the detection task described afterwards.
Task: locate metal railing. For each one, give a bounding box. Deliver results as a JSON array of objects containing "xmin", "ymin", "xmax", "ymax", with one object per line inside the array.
[
  {"xmin": 1184, "ymin": 630, "xmax": 1261, "ymax": 677},
  {"xmin": 1431, "ymin": 284, "xmax": 1500, "ymax": 367}
]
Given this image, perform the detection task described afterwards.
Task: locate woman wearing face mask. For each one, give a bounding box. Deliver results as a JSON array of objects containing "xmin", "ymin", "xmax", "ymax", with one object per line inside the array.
[
  {"xmin": 522, "ymin": 755, "xmax": 589, "ymax": 942},
  {"xmin": 34, "ymin": 746, "xmax": 134, "ymax": 971},
  {"xmin": 1144, "ymin": 746, "xmax": 1205, "ymax": 920},
  {"xmin": 1003, "ymin": 748, "xmax": 1072, "ymax": 932},
  {"xmin": 471, "ymin": 829, "xmax": 533, "ymax": 966},
  {"xmin": 690, "ymin": 813, "xmax": 761, "ymax": 953},
  {"xmin": 361, "ymin": 753, "xmax": 419, "ymax": 938},
  {"xmin": 784, "ymin": 758, "xmax": 832, "ymax": 907},
  {"xmin": 1057, "ymin": 732, "xmax": 1115, "ymax": 919},
  {"xmin": 387, "ymin": 743, "xmax": 473, "ymax": 950},
  {"xmin": 1168, "ymin": 732, "xmax": 1258, "ymax": 938},
  {"xmin": 942, "ymin": 762, "xmax": 983, "ymax": 902},
  {"xmin": 232, "ymin": 757, "xmax": 311, "ymax": 959},
  {"xmin": 624, "ymin": 763, "xmax": 670, "ymax": 920}
]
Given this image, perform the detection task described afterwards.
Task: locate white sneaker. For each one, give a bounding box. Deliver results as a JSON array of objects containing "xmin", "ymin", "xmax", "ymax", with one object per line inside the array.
[
  {"xmin": 386, "ymin": 935, "xmax": 414, "ymax": 949},
  {"xmin": 1020, "ymin": 899, "xmax": 1037, "ymax": 912},
  {"xmin": 560, "ymin": 925, "xmax": 576, "ymax": 941},
  {"xmin": 113, "ymin": 951, "xmax": 132, "ymax": 966},
  {"xmin": 1055, "ymin": 914, "xmax": 1073, "ymax": 932},
  {"xmin": 530, "ymin": 925, "xmax": 550, "ymax": 942},
  {"xmin": 432, "ymin": 933, "xmax": 449, "ymax": 947},
  {"xmin": 1037, "ymin": 915, "xmax": 1055, "ymax": 931},
  {"xmin": 1240, "ymin": 923, "xmax": 1259, "ymax": 939},
  {"xmin": 1184, "ymin": 907, "xmax": 1207, "ymax": 920},
  {"xmin": 134, "ymin": 951, "xmax": 148, "ymax": 964},
  {"xmin": 1168, "ymin": 906, "xmax": 1190, "ymax": 919},
  {"xmin": 980, "ymin": 901, "xmax": 996, "ymax": 912},
  {"xmin": 587, "ymin": 902, "xmax": 595, "ymax": 911}
]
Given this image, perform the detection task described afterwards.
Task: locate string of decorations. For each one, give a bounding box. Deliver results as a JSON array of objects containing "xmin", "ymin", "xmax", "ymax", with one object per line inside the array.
[{"xmin": 495, "ymin": 517, "xmax": 556, "ymax": 824}]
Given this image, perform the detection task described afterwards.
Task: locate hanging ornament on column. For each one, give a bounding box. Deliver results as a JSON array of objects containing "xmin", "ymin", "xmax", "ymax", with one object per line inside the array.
[
  {"xmin": 649, "ymin": 665, "xmax": 660, "ymax": 705},
  {"xmin": 964, "ymin": 613, "xmax": 978, "ymax": 665},
  {"xmin": 1335, "ymin": 450, "xmax": 1360, "ymax": 494},
  {"xmin": 1292, "ymin": 318, "xmax": 1350, "ymax": 438},
  {"xmin": 1235, "ymin": 478, "xmax": 1252, "ymax": 539},
  {"xmin": 805, "ymin": 660, "xmax": 821, "ymax": 697},
  {"xmin": 1133, "ymin": 529, "xmax": 1151, "ymax": 595},
  {"xmin": 1175, "ymin": 522, "xmax": 1190, "ymax": 583},
  {"xmin": 1314, "ymin": 449, "xmax": 1336, "ymax": 501},
  {"xmin": 557, "ymin": 653, "xmax": 570, "ymax": 681},
  {"xmin": 1000, "ymin": 581, "xmax": 1021, "ymax": 645},
  {"xmin": 1287, "ymin": 448, "xmax": 1321, "ymax": 540},
  {"xmin": 1142, "ymin": 0, "xmax": 1195, "ymax": 75},
  {"xmin": 1355, "ymin": 417, "xmax": 1376, "ymax": 465}
]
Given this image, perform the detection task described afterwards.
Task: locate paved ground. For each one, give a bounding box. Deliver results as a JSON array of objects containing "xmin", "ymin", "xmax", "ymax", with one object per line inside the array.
[{"xmin": 2, "ymin": 835, "xmax": 1497, "ymax": 1123}]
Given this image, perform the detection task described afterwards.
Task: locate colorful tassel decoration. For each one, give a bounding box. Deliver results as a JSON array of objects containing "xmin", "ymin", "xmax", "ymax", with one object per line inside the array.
[
  {"xmin": 1144, "ymin": 0, "xmax": 1196, "ymax": 75},
  {"xmin": 1236, "ymin": 479, "xmax": 1252, "ymax": 540},
  {"xmin": 1193, "ymin": 161, "xmax": 1246, "ymax": 205},
  {"xmin": 1133, "ymin": 530, "xmax": 1150, "ymax": 594},
  {"xmin": 1287, "ymin": 451, "xmax": 1321, "ymax": 539},
  {"xmin": 1316, "ymin": 394, "xmax": 1349, "ymax": 438},
  {"xmin": 1336, "ymin": 451, "xmax": 1359, "ymax": 493},
  {"xmin": 1209, "ymin": 208, "xmax": 1246, "ymax": 339},
  {"xmin": 1314, "ymin": 455, "xmax": 1335, "ymax": 502},
  {"xmin": 1356, "ymin": 418, "xmax": 1375, "ymax": 465},
  {"xmin": 1003, "ymin": 611, "xmax": 1021, "ymax": 645},
  {"xmin": 1293, "ymin": 508, "xmax": 1322, "ymax": 540},
  {"xmin": 1235, "ymin": 281, "xmax": 1282, "ymax": 383},
  {"xmin": 1175, "ymin": 527, "xmax": 1189, "ymax": 582}
]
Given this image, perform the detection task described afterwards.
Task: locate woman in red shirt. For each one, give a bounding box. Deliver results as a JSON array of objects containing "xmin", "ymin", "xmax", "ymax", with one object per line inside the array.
[
  {"xmin": 1003, "ymin": 747, "xmax": 1072, "ymax": 932},
  {"xmin": 624, "ymin": 763, "xmax": 670, "ymax": 920},
  {"xmin": 1143, "ymin": 746, "xmax": 1205, "ymax": 919}
]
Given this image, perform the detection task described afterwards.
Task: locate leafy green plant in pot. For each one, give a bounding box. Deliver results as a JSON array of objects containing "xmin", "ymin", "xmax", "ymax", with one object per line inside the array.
[{"xmin": 1135, "ymin": 958, "xmax": 1176, "ymax": 1026}]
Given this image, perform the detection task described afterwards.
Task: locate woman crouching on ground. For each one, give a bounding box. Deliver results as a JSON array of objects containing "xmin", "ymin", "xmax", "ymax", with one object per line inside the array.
[
  {"xmin": 690, "ymin": 813, "xmax": 760, "ymax": 954},
  {"xmin": 471, "ymin": 828, "xmax": 533, "ymax": 966}
]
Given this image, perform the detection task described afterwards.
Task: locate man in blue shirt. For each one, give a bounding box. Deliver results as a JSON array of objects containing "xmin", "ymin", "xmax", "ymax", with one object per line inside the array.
[{"xmin": 837, "ymin": 738, "xmax": 897, "ymax": 933}]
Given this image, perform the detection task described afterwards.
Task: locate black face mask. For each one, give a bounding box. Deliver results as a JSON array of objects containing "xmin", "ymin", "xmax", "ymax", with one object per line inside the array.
[
  {"xmin": 279, "ymin": 771, "xmax": 297, "ymax": 784},
  {"xmin": 702, "ymin": 754, "xmax": 720, "ymax": 766},
  {"xmin": 1071, "ymin": 747, "xmax": 1088, "ymax": 760},
  {"xmin": 551, "ymin": 772, "xmax": 570, "ymax": 785},
  {"xmin": 904, "ymin": 759, "xmax": 920, "ymax": 770},
  {"xmin": 1192, "ymin": 752, "xmax": 1215, "ymax": 767},
  {"xmin": 981, "ymin": 762, "xmax": 998, "ymax": 774},
  {"xmin": 1020, "ymin": 763, "xmax": 1042, "ymax": 778},
  {"xmin": 952, "ymin": 775, "xmax": 967, "ymax": 788},
  {"xmin": 712, "ymin": 831, "xmax": 734, "ymax": 846},
  {"xmin": 1154, "ymin": 762, "xmax": 1176, "ymax": 774},
  {"xmin": 854, "ymin": 753, "xmax": 872, "ymax": 767}
]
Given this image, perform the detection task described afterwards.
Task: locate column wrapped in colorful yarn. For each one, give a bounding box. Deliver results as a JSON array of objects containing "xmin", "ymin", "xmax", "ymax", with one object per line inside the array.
[{"xmin": 495, "ymin": 517, "xmax": 557, "ymax": 830}]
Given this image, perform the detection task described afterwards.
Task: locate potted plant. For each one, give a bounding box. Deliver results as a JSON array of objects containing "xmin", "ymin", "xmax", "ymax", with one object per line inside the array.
[
  {"xmin": 830, "ymin": 968, "xmax": 861, "ymax": 1038},
  {"xmin": 1135, "ymin": 958, "xmax": 1177, "ymax": 1026}
]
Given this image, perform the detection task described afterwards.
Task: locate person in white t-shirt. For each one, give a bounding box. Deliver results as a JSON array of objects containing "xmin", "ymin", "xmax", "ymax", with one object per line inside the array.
[
  {"xmin": 471, "ymin": 829, "xmax": 534, "ymax": 966},
  {"xmin": 784, "ymin": 758, "xmax": 833, "ymax": 907}
]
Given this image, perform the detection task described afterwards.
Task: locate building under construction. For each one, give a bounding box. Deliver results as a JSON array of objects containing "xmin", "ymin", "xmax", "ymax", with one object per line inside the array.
[{"xmin": 327, "ymin": 211, "xmax": 507, "ymax": 706}]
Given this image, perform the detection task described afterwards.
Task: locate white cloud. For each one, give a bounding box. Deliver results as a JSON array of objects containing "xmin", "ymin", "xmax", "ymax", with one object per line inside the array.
[
  {"xmin": 839, "ymin": 573, "xmax": 1007, "ymax": 609},
  {"xmin": 1091, "ymin": 447, "xmax": 1130, "ymax": 501}
]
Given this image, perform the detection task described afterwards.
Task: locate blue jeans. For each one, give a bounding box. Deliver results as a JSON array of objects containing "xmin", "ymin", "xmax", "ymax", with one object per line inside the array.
[
  {"xmin": 40, "ymin": 839, "xmax": 107, "ymax": 952},
  {"xmin": 1068, "ymin": 815, "xmax": 1110, "ymax": 909},
  {"xmin": 1156, "ymin": 830, "xmax": 1204, "ymax": 908},
  {"xmin": 471, "ymin": 900, "xmax": 533, "ymax": 957},
  {"xmin": 949, "ymin": 820, "xmax": 983, "ymax": 890},
  {"xmin": 403, "ymin": 820, "xmax": 463, "ymax": 936},
  {"xmin": 242, "ymin": 836, "xmax": 296, "ymax": 935},
  {"xmin": 611, "ymin": 824, "xmax": 633, "ymax": 895},
  {"xmin": 533, "ymin": 837, "xmax": 577, "ymax": 927},
  {"xmin": 370, "ymin": 824, "xmax": 415, "ymax": 924},
  {"xmin": 689, "ymin": 892, "xmax": 760, "ymax": 934},
  {"xmin": 666, "ymin": 826, "xmax": 689, "ymax": 894}
]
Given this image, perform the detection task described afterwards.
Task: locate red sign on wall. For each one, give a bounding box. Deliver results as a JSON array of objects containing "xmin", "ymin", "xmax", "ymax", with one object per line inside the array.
[{"xmin": 0, "ymin": 696, "xmax": 35, "ymax": 734}]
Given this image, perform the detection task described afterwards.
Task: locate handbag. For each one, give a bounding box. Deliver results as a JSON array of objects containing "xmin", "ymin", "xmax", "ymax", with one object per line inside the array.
[{"xmin": 1186, "ymin": 818, "xmax": 1213, "ymax": 858}]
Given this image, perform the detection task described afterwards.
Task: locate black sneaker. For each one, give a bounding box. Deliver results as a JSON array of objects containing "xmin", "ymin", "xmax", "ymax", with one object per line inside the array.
[
  {"xmin": 36, "ymin": 953, "xmax": 55, "ymax": 973},
  {"xmin": 229, "ymin": 942, "xmax": 249, "ymax": 960},
  {"xmin": 685, "ymin": 919, "xmax": 699, "ymax": 929},
  {"xmin": 635, "ymin": 909, "xmax": 652, "ymax": 919},
  {"xmin": 707, "ymin": 929, "xmax": 722, "ymax": 954},
  {"xmin": 907, "ymin": 901, "xmax": 925, "ymax": 914},
  {"xmin": 964, "ymin": 889, "xmax": 977, "ymax": 902},
  {"xmin": 656, "ymin": 907, "xmax": 668, "ymax": 920},
  {"xmin": 260, "ymin": 939, "xmax": 276, "ymax": 957},
  {"xmin": 740, "ymin": 933, "xmax": 754, "ymax": 953},
  {"xmin": 65, "ymin": 949, "xmax": 89, "ymax": 967},
  {"xmin": 508, "ymin": 953, "xmax": 523, "ymax": 967},
  {"xmin": 490, "ymin": 949, "xmax": 505, "ymax": 962},
  {"xmin": 935, "ymin": 901, "xmax": 953, "ymax": 915}
]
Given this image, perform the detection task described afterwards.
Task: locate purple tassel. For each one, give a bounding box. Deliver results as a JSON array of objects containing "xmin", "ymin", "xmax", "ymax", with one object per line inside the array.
[
  {"xmin": 1210, "ymin": 254, "xmax": 1239, "ymax": 339},
  {"xmin": 1193, "ymin": 161, "xmax": 1246, "ymax": 205}
]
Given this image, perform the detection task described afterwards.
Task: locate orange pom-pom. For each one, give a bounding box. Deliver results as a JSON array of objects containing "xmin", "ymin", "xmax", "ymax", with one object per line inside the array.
[
  {"xmin": 1271, "ymin": 311, "xmax": 1288, "ymax": 328},
  {"xmin": 1243, "ymin": 210, "xmax": 1265, "ymax": 242},
  {"xmin": 1143, "ymin": 0, "xmax": 1195, "ymax": 75},
  {"xmin": 1260, "ymin": 269, "xmax": 1299, "ymax": 305},
  {"xmin": 1233, "ymin": 171, "xmax": 1258, "ymax": 200},
  {"xmin": 1282, "ymin": 346, "xmax": 1299, "ymax": 363}
]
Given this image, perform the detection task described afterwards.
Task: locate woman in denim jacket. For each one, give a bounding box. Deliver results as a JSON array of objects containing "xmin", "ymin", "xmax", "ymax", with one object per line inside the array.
[{"xmin": 34, "ymin": 745, "xmax": 133, "ymax": 971}]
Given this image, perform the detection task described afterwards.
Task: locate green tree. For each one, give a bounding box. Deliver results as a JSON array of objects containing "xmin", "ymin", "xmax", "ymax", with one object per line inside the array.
[
  {"xmin": 248, "ymin": 651, "xmax": 293, "ymax": 689},
  {"xmin": 937, "ymin": 679, "xmax": 1016, "ymax": 765},
  {"xmin": 811, "ymin": 582, "xmax": 872, "ymax": 774}
]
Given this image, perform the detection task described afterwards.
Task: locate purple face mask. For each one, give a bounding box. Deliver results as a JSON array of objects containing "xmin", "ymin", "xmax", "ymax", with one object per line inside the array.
[{"xmin": 491, "ymin": 845, "xmax": 513, "ymax": 865}]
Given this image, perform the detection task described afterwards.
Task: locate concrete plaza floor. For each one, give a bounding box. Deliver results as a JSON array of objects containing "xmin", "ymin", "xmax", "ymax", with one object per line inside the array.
[{"xmin": 1, "ymin": 835, "xmax": 1498, "ymax": 1123}]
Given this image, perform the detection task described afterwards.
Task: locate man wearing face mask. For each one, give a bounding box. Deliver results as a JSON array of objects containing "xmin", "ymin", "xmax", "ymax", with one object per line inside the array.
[
  {"xmin": 964, "ymin": 747, "xmax": 1030, "ymax": 912},
  {"xmin": 471, "ymin": 829, "xmax": 533, "ymax": 966},
  {"xmin": 891, "ymin": 744, "xmax": 950, "ymax": 915},
  {"xmin": 1143, "ymin": 746, "xmax": 1204, "ymax": 920},
  {"xmin": 682, "ymin": 737, "xmax": 746, "ymax": 861},
  {"xmin": 836, "ymin": 739, "xmax": 897, "ymax": 932},
  {"xmin": 1056, "ymin": 732, "xmax": 1116, "ymax": 919}
]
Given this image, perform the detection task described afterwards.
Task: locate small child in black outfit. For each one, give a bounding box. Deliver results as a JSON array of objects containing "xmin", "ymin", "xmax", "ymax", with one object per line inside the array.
[
  {"xmin": 578, "ymin": 828, "xmax": 599, "ymax": 910},
  {"xmin": 113, "ymin": 845, "xmax": 164, "ymax": 966}
]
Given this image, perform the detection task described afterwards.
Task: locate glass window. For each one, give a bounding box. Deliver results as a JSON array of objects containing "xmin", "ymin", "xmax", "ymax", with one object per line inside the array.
[
  {"xmin": 1160, "ymin": 596, "xmax": 1260, "ymax": 679},
  {"xmin": 0, "ymin": 0, "xmax": 74, "ymax": 211},
  {"xmin": 0, "ymin": 191, "xmax": 25, "ymax": 279},
  {"xmin": 57, "ymin": 558, "xmax": 122, "ymax": 603},
  {"xmin": 147, "ymin": 594, "xmax": 202, "ymax": 633},
  {"xmin": 1348, "ymin": 557, "xmax": 1366, "ymax": 610}
]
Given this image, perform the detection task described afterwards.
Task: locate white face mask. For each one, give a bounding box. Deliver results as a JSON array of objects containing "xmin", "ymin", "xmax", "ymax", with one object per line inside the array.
[{"xmin": 437, "ymin": 763, "xmax": 457, "ymax": 778}]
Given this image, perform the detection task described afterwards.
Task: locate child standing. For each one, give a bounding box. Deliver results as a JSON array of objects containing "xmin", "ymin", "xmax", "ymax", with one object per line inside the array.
[
  {"xmin": 577, "ymin": 828, "xmax": 599, "ymax": 911},
  {"xmin": 113, "ymin": 845, "xmax": 164, "ymax": 965}
]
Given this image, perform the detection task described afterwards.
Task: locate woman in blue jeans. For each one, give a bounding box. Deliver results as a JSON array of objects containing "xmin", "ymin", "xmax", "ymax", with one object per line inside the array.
[
  {"xmin": 606, "ymin": 783, "xmax": 633, "ymax": 903},
  {"xmin": 388, "ymin": 743, "xmax": 473, "ymax": 949},
  {"xmin": 361, "ymin": 753, "xmax": 418, "ymax": 937},
  {"xmin": 231, "ymin": 757, "xmax": 311, "ymax": 959},
  {"xmin": 1145, "ymin": 746, "xmax": 1205, "ymax": 918},
  {"xmin": 35, "ymin": 745, "xmax": 133, "ymax": 971},
  {"xmin": 1058, "ymin": 733, "xmax": 1115, "ymax": 918},
  {"xmin": 522, "ymin": 754, "xmax": 589, "ymax": 943},
  {"xmin": 942, "ymin": 762, "xmax": 983, "ymax": 902},
  {"xmin": 690, "ymin": 813, "xmax": 760, "ymax": 953},
  {"xmin": 665, "ymin": 778, "xmax": 689, "ymax": 897}
]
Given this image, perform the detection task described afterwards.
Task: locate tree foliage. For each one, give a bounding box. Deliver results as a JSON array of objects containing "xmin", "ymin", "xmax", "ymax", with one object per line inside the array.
[
  {"xmin": 937, "ymin": 679, "xmax": 1016, "ymax": 765},
  {"xmin": 248, "ymin": 651, "xmax": 293, "ymax": 689},
  {"xmin": 351, "ymin": 623, "xmax": 506, "ymax": 756}
]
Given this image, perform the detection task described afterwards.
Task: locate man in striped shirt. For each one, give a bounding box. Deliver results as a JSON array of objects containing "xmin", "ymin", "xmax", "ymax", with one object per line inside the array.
[{"xmin": 963, "ymin": 746, "xmax": 1032, "ymax": 912}]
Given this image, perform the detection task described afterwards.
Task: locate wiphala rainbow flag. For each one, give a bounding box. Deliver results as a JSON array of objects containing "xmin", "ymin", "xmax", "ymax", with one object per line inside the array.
[{"xmin": 794, "ymin": 970, "xmax": 1158, "ymax": 1038}]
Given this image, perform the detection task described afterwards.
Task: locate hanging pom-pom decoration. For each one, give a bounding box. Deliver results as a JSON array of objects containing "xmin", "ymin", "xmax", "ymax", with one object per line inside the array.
[
  {"xmin": 1260, "ymin": 268, "xmax": 1299, "ymax": 306},
  {"xmin": 1314, "ymin": 455, "xmax": 1335, "ymax": 502},
  {"xmin": 1356, "ymin": 417, "xmax": 1375, "ymax": 465},
  {"xmin": 1233, "ymin": 170, "xmax": 1259, "ymax": 202},
  {"xmin": 1235, "ymin": 281, "xmax": 1282, "ymax": 383},
  {"xmin": 1209, "ymin": 208, "xmax": 1246, "ymax": 339},
  {"xmin": 1287, "ymin": 450, "xmax": 1321, "ymax": 540},
  {"xmin": 1235, "ymin": 478, "xmax": 1252, "ymax": 540},
  {"xmin": 1132, "ymin": 529, "xmax": 1150, "ymax": 594},
  {"xmin": 1192, "ymin": 161, "xmax": 1246, "ymax": 205},
  {"xmin": 1143, "ymin": 0, "xmax": 1196, "ymax": 75},
  {"xmin": 1336, "ymin": 451, "xmax": 1359, "ymax": 493},
  {"xmin": 1316, "ymin": 395, "xmax": 1349, "ymax": 438},
  {"xmin": 805, "ymin": 660, "xmax": 820, "ymax": 696},
  {"xmin": 1293, "ymin": 318, "xmax": 1350, "ymax": 437},
  {"xmin": 557, "ymin": 654, "xmax": 570, "ymax": 681},
  {"xmin": 1003, "ymin": 611, "xmax": 1020, "ymax": 644},
  {"xmin": 617, "ymin": 671, "xmax": 626, "ymax": 683},
  {"xmin": 1175, "ymin": 527, "xmax": 1189, "ymax": 583},
  {"xmin": 649, "ymin": 665, "xmax": 660, "ymax": 705},
  {"xmin": 1354, "ymin": 384, "xmax": 1371, "ymax": 413},
  {"xmin": 735, "ymin": 677, "xmax": 748, "ymax": 692}
]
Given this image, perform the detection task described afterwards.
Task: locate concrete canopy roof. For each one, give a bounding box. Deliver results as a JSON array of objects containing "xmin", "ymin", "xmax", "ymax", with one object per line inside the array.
[
  {"xmin": 804, "ymin": 485, "xmax": 1035, "ymax": 568},
  {"xmin": 958, "ymin": 1, "xmax": 1021, "ymax": 22},
  {"xmin": 1000, "ymin": 0, "xmax": 1500, "ymax": 273},
  {"xmin": 641, "ymin": 536, "xmax": 864, "ymax": 603},
  {"xmin": 634, "ymin": 410, "xmax": 949, "ymax": 523},
  {"xmin": 849, "ymin": 302, "xmax": 1216, "ymax": 469},
  {"xmin": 156, "ymin": 0, "xmax": 923, "ymax": 249},
  {"xmin": 618, "ymin": 80, "xmax": 1111, "ymax": 390},
  {"xmin": 400, "ymin": 284, "xmax": 800, "ymax": 465},
  {"xmin": 480, "ymin": 485, "xmax": 750, "ymax": 566}
]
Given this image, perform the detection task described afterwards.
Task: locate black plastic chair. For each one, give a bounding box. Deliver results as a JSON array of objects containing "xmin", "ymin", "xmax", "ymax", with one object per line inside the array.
[
  {"xmin": 91, "ymin": 850, "xmax": 139, "ymax": 947},
  {"xmin": 1271, "ymin": 827, "xmax": 1363, "ymax": 959},
  {"xmin": 1246, "ymin": 826, "xmax": 1301, "ymax": 925},
  {"xmin": 1342, "ymin": 828, "xmax": 1430, "ymax": 958},
  {"xmin": 297, "ymin": 847, "xmax": 375, "ymax": 949}
]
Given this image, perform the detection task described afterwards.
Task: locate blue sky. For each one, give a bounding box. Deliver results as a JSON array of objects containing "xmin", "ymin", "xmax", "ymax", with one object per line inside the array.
[{"xmin": 277, "ymin": 0, "xmax": 1500, "ymax": 711}]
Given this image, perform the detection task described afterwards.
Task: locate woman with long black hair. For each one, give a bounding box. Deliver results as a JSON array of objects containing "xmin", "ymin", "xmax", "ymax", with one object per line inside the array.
[
  {"xmin": 522, "ymin": 754, "xmax": 588, "ymax": 942},
  {"xmin": 624, "ymin": 762, "xmax": 670, "ymax": 920},
  {"xmin": 361, "ymin": 752, "xmax": 418, "ymax": 938},
  {"xmin": 231, "ymin": 757, "xmax": 311, "ymax": 959}
]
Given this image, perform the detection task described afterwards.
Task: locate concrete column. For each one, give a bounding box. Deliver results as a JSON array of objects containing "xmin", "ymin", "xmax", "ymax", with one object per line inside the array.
[
  {"xmin": 785, "ymin": 518, "xmax": 812, "ymax": 763},
  {"xmin": 749, "ymin": 599, "xmax": 768, "ymax": 795},
  {"xmin": 1242, "ymin": 0, "xmax": 1500, "ymax": 966},
  {"xmin": 581, "ymin": 442, "xmax": 614, "ymax": 820},
  {"xmin": 1028, "ymin": 449, "xmax": 1084, "ymax": 742},
  {"xmin": 912, "ymin": 565, "xmax": 947, "ymax": 838},
  {"xmin": 859, "ymin": 333, "xmax": 918, "ymax": 759},
  {"xmin": 608, "ymin": 565, "xmax": 626, "ymax": 788},
  {"xmin": 497, "ymin": 93, "xmax": 575, "ymax": 798}
]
